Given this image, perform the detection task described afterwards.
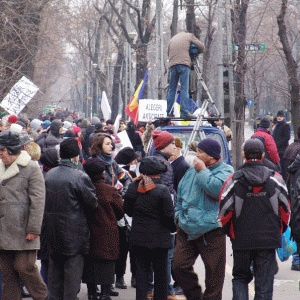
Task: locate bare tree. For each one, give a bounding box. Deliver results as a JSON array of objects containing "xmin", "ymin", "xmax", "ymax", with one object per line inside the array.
[
  {"xmin": 0, "ymin": 0, "xmax": 50, "ymax": 104},
  {"xmin": 231, "ymin": 0, "xmax": 250, "ymax": 169},
  {"xmin": 277, "ymin": 0, "xmax": 300, "ymax": 133}
]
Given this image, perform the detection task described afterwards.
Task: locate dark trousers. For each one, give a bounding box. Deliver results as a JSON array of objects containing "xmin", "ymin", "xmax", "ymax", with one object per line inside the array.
[
  {"xmin": 232, "ymin": 249, "xmax": 275, "ymax": 300},
  {"xmin": 173, "ymin": 227, "xmax": 226, "ymax": 300},
  {"xmin": 0, "ymin": 250, "xmax": 48, "ymax": 300},
  {"xmin": 48, "ymin": 253, "xmax": 84, "ymax": 300},
  {"xmin": 115, "ymin": 226, "xmax": 129, "ymax": 279},
  {"xmin": 134, "ymin": 246, "xmax": 169, "ymax": 300}
]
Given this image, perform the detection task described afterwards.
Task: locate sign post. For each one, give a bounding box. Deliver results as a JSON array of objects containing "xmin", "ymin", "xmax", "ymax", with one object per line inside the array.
[{"xmin": 232, "ymin": 43, "xmax": 266, "ymax": 52}]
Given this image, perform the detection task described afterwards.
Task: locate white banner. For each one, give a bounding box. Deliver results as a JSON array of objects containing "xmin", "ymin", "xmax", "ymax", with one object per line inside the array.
[
  {"xmin": 101, "ymin": 91, "xmax": 111, "ymax": 121},
  {"xmin": 1, "ymin": 76, "xmax": 39, "ymax": 115},
  {"xmin": 139, "ymin": 100, "xmax": 167, "ymax": 122}
]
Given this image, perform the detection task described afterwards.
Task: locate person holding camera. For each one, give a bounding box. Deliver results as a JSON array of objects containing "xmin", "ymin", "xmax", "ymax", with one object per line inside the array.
[{"xmin": 166, "ymin": 31, "xmax": 204, "ymax": 120}]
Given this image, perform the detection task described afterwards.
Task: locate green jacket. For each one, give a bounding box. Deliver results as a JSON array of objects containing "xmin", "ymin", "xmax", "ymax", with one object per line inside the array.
[{"xmin": 175, "ymin": 159, "xmax": 234, "ymax": 240}]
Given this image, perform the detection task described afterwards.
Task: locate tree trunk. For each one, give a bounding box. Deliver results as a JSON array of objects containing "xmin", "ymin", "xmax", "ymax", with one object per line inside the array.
[
  {"xmin": 111, "ymin": 47, "xmax": 125, "ymax": 120},
  {"xmin": 231, "ymin": 0, "xmax": 249, "ymax": 170},
  {"xmin": 170, "ymin": 0, "xmax": 178, "ymax": 38},
  {"xmin": 185, "ymin": 0, "xmax": 201, "ymax": 38},
  {"xmin": 277, "ymin": 0, "xmax": 300, "ymax": 133},
  {"xmin": 136, "ymin": 43, "xmax": 148, "ymax": 96}
]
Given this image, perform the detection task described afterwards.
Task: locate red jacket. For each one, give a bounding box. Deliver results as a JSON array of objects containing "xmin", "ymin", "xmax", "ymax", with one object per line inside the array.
[{"xmin": 252, "ymin": 129, "xmax": 280, "ymax": 164}]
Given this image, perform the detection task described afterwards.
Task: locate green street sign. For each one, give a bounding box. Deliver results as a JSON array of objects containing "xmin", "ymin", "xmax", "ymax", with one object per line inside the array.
[{"xmin": 232, "ymin": 43, "xmax": 266, "ymax": 52}]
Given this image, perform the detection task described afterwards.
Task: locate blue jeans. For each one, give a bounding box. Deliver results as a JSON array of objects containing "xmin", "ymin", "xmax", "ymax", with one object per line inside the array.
[
  {"xmin": 167, "ymin": 65, "xmax": 190, "ymax": 116},
  {"xmin": 232, "ymin": 249, "xmax": 275, "ymax": 300}
]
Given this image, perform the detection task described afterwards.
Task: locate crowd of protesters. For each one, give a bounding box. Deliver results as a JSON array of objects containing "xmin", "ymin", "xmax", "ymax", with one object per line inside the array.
[{"xmin": 0, "ymin": 107, "xmax": 299, "ymax": 300}]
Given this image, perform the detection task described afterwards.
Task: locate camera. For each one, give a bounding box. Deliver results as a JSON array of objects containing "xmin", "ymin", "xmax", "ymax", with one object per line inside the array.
[{"xmin": 189, "ymin": 43, "xmax": 199, "ymax": 59}]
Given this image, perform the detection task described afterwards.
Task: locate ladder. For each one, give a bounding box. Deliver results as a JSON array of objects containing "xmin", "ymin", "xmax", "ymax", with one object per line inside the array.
[{"xmin": 182, "ymin": 56, "xmax": 220, "ymax": 157}]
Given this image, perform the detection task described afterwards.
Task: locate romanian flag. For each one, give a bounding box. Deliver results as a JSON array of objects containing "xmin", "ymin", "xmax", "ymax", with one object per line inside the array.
[
  {"xmin": 125, "ymin": 67, "xmax": 149, "ymax": 126},
  {"xmin": 174, "ymin": 92, "xmax": 199, "ymax": 125}
]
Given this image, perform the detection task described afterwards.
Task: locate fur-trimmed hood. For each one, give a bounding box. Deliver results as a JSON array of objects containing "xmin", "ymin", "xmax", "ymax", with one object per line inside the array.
[{"xmin": 0, "ymin": 150, "xmax": 31, "ymax": 183}]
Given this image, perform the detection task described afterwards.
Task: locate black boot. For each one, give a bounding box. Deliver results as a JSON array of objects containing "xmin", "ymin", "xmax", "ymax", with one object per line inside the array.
[
  {"xmin": 116, "ymin": 277, "xmax": 127, "ymax": 289},
  {"xmin": 87, "ymin": 283, "xmax": 98, "ymax": 300},
  {"xmin": 109, "ymin": 284, "xmax": 119, "ymax": 296},
  {"xmin": 101, "ymin": 285, "xmax": 113, "ymax": 300}
]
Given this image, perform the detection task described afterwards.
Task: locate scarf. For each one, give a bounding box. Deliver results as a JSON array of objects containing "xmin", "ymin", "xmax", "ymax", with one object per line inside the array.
[
  {"xmin": 97, "ymin": 153, "xmax": 113, "ymax": 166},
  {"xmin": 135, "ymin": 174, "xmax": 160, "ymax": 193}
]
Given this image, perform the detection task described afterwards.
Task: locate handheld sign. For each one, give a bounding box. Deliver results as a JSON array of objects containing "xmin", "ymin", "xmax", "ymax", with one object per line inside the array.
[
  {"xmin": 139, "ymin": 100, "xmax": 167, "ymax": 122},
  {"xmin": 1, "ymin": 76, "xmax": 39, "ymax": 115}
]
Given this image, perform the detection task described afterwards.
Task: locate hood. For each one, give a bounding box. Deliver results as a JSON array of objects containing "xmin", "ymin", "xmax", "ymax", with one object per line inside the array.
[
  {"xmin": 288, "ymin": 154, "xmax": 300, "ymax": 174},
  {"xmin": 50, "ymin": 120, "xmax": 63, "ymax": 137},
  {"xmin": 236, "ymin": 161, "xmax": 272, "ymax": 186}
]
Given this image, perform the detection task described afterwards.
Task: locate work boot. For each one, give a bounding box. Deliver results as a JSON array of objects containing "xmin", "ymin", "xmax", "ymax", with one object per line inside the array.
[
  {"xmin": 101, "ymin": 285, "xmax": 113, "ymax": 300},
  {"xmin": 115, "ymin": 277, "xmax": 127, "ymax": 289},
  {"xmin": 109, "ymin": 284, "xmax": 119, "ymax": 296}
]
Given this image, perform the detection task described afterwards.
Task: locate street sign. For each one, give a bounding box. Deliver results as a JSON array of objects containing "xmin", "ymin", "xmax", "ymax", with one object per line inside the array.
[
  {"xmin": 247, "ymin": 100, "xmax": 254, "ymax": 106},
  {"xmin": 232, "ymin": 43, "xmax": 266, "ymax": 52}
]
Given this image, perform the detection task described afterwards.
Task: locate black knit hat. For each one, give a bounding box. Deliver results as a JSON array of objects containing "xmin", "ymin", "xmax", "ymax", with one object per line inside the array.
[
  {"xmin": 276, "ymin": 110, "xmax": 285, "ymax": 117},
  {"xmin": 60, "ymin": 138, "xmax": 80, "ymax": 159},
  {"xmin": 115, "ymin": 147, "xmax": 139, "ymax": 165},
  {"xmin": 139, "ymin": 156, "xmax": 168, "ymax": 175},
  {"xmin": 83, "ymin": 157, "xmax": 105, "ymax": 182},
  {"xmin": 259, "ymin": 116, "xmax": 270, "ymax": 129},
  {"xmin": 197, "ymin": 138, "xmax": 221, "ymax": 160}
]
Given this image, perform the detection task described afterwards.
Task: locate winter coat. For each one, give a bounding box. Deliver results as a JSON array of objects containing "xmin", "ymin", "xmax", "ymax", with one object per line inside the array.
[
  {"xmin": 126, "ymin": 123, "xmax": 144, "ymax": 156},
  {"xmin": 252, "ymin": 128, "xmax": 280, "ymax": 164},
  {"xmin": 218, "ymin": 161, "xmax": 290, "ymax": 250},
  {"xmin": 287, "ymin": 155, "xmax": 300, "ymax": 243},
  {"xmin": 176, "ymin": 159, "xmax": 234, "ymax": 240},
  {"xmin": 88, "ymin": 177, "xmax": 124, "ymax": 260},
  {"xmin": 272, "ymin": 120, "xmax": 291, "ymax": 154},
  {"xmin": 171, "ymin": 155, "xmax": 190, "ymax": 192},
  {"xmin": 282, "ymin": 139, "xmax": 300, "ymax": 183},
  {"xmin": 124, "ymin": 178, "xmax": 176, "ymax": 249},
  {"xmin": 44, "ymin": 160, "xmax": 98, "ymax": 255},
  {"xmin": 0, "ymin": 151, "xmax": 45, "ymax": 250},
  {"xmin": 153, "ymin": 150, "xmax": 177, "ymax": 203},
  {"xmin": 168, "ymin": 32, "xmax": 205, "ymax": 68},
  {"xmin": 142, "ymin": 123, "xmax": 154, "ymax": 154}
]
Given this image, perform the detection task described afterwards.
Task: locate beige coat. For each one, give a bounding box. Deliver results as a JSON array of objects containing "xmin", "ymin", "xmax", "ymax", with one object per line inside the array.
[
  {"xmin": 0, "ymin": 150, "xmax": 45, "ymax": 250},
  {"xmin": 168, "ymin": 32, "xmax": 205, "ymax": 68}
]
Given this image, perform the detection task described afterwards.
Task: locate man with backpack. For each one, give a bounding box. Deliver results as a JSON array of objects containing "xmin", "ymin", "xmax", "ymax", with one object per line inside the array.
[{"xmin": 218, "ymin": 138, "xmax": 290, "ymax": 299}]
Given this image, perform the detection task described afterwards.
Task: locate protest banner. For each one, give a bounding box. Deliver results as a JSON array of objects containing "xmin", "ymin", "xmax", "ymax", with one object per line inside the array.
[{"xmin": 138, "ymin": 100, "xmax": 167, "ymax": 122}]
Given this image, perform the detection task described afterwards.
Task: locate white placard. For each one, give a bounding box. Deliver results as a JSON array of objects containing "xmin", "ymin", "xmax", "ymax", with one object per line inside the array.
[
  {"xmin": 114, "ymin": 130, "xmax": 133, "ymax": 156},
  {"xmin": 101, "ymin": 91, "xmax": 111, "ymax": 121},
  {"xmin": 1, "ymin": 76, "xmax": 39, "ymax": 115},
  {"xmin": 138, "ymin": 99, "xmax": 167, "ymax": 122}
]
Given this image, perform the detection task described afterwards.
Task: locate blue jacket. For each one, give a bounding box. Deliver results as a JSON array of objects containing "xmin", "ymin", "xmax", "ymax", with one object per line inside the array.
[{"xmin": 175, "ymin": 159, "xmax": 234, "ymax": 240}]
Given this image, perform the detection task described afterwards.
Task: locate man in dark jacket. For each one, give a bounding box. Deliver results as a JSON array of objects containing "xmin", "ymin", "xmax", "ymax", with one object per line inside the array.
[
  {"xmin": 287, "ymin": 154, "xmax": 300, "ymax": 271},
  {"xmin": 272, "ymin": 110, "xmax": 290, "ymax": 171},
  {"xmin": 44, "ymin": 138, "xmax": 98, "ymax": 300},
  {"xmin": 39, "ymin": 119, "xmax": 63, "ymax": 150},
  {"xmin": 218, "ymin": 139, "xmax": 290, "ymax": 299}
]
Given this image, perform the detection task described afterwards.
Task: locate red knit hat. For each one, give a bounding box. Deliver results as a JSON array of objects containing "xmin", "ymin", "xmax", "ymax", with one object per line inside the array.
[
  {"xmin": 152, "ymin": 130, "xmax": 174, "ymax": 151},
  {"xmin": 8, "ymin": 115, "xmax": 18, "ymax": 124},
  {"xmin": 72, "ymin": 126, "xmax": 81, "ymax": 134}
]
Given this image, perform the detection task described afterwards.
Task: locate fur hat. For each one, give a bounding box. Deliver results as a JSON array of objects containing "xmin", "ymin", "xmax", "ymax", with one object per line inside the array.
[
  {"xmin": 197, "ymin": 138, "xmax": 221, "ymax": 160},
  {"xmin": 26, "ymin": 142, "xmax": 41, "ymax": 161},
  {"xmin": 83, "ymin": 156, "xmax": 105, "ymax": 182},
  {"xmin": 0, "ymin": 130, "xmax": 24, "ymax": 155},
  {"xmin": 276, "ymin": 110, "xmax": 285, "ymax": 117},
  {"xmin": 259, "ymin": 116, "xmax": 270, "ymax": 129},
  {"xmin": 139, "ymin": 156, "xmax": 168, "ymax": 175},
  {"xmin": 152, "ymin": 130, "xmax": 174, "ymax": 151},
  {"xmin": 60, "ymin": 138, "xmax": 80, "ymax": 159},
  {"xmin": 115, "ymin": 147, "xmax": 139, "ymax": 165},
  {"xmin": 91, "ymin": 116, "xmax": 101, "ymax": 125},
  {"xmin": 174, "ymin": 136, "xmax": 183, "ymax": 148}
]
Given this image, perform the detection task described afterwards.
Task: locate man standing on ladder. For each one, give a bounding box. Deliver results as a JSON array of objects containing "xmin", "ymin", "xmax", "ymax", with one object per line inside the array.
[{"xmin": 166, "ymin": 31, "xmax": 205, "ymax": 120}]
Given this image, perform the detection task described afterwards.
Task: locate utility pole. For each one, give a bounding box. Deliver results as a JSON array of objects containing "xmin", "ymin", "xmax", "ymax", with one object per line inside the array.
[{"xmin": 156, "ymin": 0, "xmax": 164, "ymax": 99}]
